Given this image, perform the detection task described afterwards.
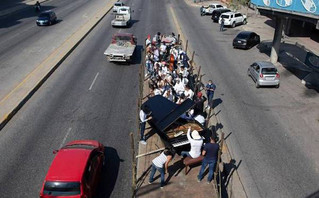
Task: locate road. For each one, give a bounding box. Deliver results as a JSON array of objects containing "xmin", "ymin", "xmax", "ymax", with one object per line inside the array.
[
  {"xmin": 0, "ymin": 0, "xmax": 109, "ymax": 100},
  {"xmin": 0, "ymin": 0, "xmax": 175, "ymax": 197},
  {"xmin": 1, "ymin": 0, "xmax": 318, "ymax": 197},
  {"xmin": 171, "ymin": 0, "xmax": 319, "ymax": 197}
]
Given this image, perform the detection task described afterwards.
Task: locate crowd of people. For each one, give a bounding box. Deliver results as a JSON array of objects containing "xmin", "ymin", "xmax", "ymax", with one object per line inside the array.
[
  {"xmin": 143, "ymin": 32, "xmax": 214, "ymax": 128},
  {"xmin": 140, "ymin": 32, "xmax": 219, "ymax": 189}
]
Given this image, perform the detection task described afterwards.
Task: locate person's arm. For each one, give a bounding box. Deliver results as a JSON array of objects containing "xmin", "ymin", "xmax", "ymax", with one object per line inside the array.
[
  {"xmin": 186, "ymin": 127, "xmax": 191, "ymax": 140},
  {"xmin": 146, "ymin": 115, "xmax": 152, "ymax": 121},
  {"xmin": 165, "ymin": 155, "xmax": 172, "ymax": 174},
  {"xmin": 202, "ymin": 150, "xmax": 206, "ymax": 156}
]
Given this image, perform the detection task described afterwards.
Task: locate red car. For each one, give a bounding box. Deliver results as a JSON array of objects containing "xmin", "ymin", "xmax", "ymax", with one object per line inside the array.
[{"xmin": 40, "ymin": 140, "xmax": 105, "ymax": 198}]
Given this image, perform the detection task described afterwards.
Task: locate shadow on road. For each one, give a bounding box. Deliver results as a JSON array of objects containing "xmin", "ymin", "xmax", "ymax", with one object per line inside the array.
[
  {"xmin": 219, "ymin": 159, "xmax": 242, "ymax": 198},
  {"xmin": 213, "ymin": 98, "xmax": 222, "ymax": 109},
  {"xmin": 96, "ymin": 146, "xmax": 124, "ymax": 198},
  {"xmin": 257, "ymin": 41, "xmax": 319, "ymax": 93},
  {"xmin": 306, "ymin": 189, "xmax": 319, "ymax": 198},
  {"xmin": 0, "ymin": 5, "xmax": 56, "ymax": 29}
]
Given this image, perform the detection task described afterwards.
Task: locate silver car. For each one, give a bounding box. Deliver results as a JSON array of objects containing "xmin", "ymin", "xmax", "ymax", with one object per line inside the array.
[{"xmin": 247, "ymin": 61, "xmax": 280, "ymax": 88}]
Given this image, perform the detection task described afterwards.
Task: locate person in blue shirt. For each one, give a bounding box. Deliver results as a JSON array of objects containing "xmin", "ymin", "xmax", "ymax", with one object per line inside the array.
[
  {"xmin": 205, "ymin": 80, "xmax": 216, "ymax": 109},
  {"xmin": 197, "ymin": 136, "xmax": 220, "ymax": 183}
]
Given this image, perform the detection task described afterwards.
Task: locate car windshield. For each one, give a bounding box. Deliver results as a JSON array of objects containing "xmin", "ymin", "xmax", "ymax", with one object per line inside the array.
[
  {"xmin": 115, "ymin": 36, "xmax": 131, "ymax": 42},
  {"xmin": 43, "ymin": 181, "xmax": 81, "ymax": 196},
  {"xmin": 262, "ymin": 68, "xmax": 277, "ymax": 74},
  {"xmin": 236, "ymin": 33, "xmax": 249, "ymax": 39},
  {"xmin": 63, "ymin": 144, "xmax": 95, "ymax": 150},
  {"xmin": 39, "ymin": 13, "xmax": 50, "ymax": 18},
  {"xmin": 114, "ymin": 3, "xmax": 122, "ymax": 6},
  {"xmin": 221, "ymin": 15, "xmax": 229, "ymax": 19}
]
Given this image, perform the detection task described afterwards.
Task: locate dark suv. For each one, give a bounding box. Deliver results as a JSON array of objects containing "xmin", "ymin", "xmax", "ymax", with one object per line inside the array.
[
  {"xmin": 211, "ymin": 8, "xmax": 231, "ymax": 22},
  {"xmin": 36, "ymin": 10, "xmax": 57, "ymax": 26}
]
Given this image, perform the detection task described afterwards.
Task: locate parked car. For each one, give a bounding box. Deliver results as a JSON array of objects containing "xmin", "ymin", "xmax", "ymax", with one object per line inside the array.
[
  {"xmin": 203, "ymin": 3, "xmax": 225, "ymax": 15},
  {"xmin": 233, "ymin": 31, "xmax": 260, "ymax": 49},
  {"xmin": 200, "ymin": 5, "xmax": 209, "ymax": 16},
  {"xmin": 211, "ymin": 8, "xmax": 231, "ymax": 22},
  {"xmin": 39, "ymin": 140, "xmax": 105, "ymax": 198},
  {"xmin": 219, "ymin": 12, "xmax": 247, "ymax": 28},
  {"xmin": 36, "ymin": 10, "xmax": 57, "ymax": 26},
  {"xmin": 247, "ymin": 61, "xmax": 280, "ymax": 88}
]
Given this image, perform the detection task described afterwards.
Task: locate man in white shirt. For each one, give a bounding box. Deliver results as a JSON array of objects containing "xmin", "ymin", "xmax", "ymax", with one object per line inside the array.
[
  {"xmin": 184, "ymin": 85, "xmax": 194, "ymax": 99},
  {"xmin": 139, "ymin": 106, "xmax": 152, "ymax": 144},
  {"xmin": 173, "ymin": 78, "xmax": 185, "ymax": 96},
  {"xmin": 163, "ymin": 89, "xmax": 174, "ymax": 102},
  {"xmin": 181, "ymin": 128, "xmax": 203, "ymax": 158}
]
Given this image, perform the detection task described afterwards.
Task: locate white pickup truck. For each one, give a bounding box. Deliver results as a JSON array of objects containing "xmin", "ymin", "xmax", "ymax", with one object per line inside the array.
[
  {"xmin": 104, "ymin": 33, "xmax": 137, "ymax": 62},
  {"xmin": 111, "ymin": 6, "xmax": 131, "ymax": 27}
]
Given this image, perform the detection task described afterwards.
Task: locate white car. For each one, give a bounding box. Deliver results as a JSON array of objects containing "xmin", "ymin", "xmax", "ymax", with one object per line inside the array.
[
  {"xmin": 204, "ymin": 3, "xmax": 225, "ymax": 15},
  {"xmin": 113, "ymin": 2, "xmax": 124, "ymax": 12},
  {"xmin": 219, "ymin": 12, "xmax": 247, "ymax": 27}
]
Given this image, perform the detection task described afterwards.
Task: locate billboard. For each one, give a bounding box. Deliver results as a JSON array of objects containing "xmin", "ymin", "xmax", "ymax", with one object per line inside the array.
[{"xmin": 251, "ymin": 0, "xmax": 319, "ymax": 15}]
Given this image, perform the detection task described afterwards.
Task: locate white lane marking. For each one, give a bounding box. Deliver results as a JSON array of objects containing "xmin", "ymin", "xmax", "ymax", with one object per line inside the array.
[
  {"xmin": 89, "ymin": 72, "xmax": 99, "ymax": 90},
  {"xmin": 60, "ymin": 127, "xmax": 72, "ymax": 148}
]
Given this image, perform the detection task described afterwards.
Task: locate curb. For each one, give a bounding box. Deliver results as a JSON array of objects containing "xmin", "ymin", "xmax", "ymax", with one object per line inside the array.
[{"xmin": 0, "ymin": 0, "xmax": 117, "ymax": 130}]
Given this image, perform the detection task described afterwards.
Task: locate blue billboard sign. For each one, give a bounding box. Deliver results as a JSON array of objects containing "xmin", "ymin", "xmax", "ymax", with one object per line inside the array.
[{"xmin": 251, "ymin": 0, "xmax": 319, "ymax": 15}]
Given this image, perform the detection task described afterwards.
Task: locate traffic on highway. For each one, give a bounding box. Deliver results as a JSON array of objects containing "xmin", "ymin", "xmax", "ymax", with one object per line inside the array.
[{"xmin": 0, "ymin": 0, "xmax": 318, "ymax": 197}]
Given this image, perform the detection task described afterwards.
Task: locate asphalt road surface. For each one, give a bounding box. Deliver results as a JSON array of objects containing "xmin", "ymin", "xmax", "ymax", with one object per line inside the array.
[
  {"xmin": 0, "ymin": 0, "xmax": 175, "ymax": 197},
  {"xmin": 0, "ymin": 0, "xmax": 108, "ymax": 100},
  {"xmin": 171, "ymin": 0, "xmax": 319, "ymax": 197},
  {"xmin": 1, "ymin": 0, "xmax": 319, "ymax": 197}
]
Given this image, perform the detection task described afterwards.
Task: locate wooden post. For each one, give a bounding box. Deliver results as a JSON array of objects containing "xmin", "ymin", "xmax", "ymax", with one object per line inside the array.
[
  {"xmin": 191, "ymin": 51, "xmax": 195, "ymax": 65},
  {"xmin": 140, "ymin": 64, "xmax": 144, "ymax": 102},
  {"xmin": 205, "ymin": 107, "xmax": 212, "ymax": 129},
  {"xmin": 196, "ymin": 66, "xmax": 201, "ymax": 83},
  {"xmin": 136, "ymin": 147, "xmax": 165, "ymax": 158},
  {"xmin": 130, "ymin": 132, "xmax": 136, "ymax": 197},
  {"xmin": 213, "ymin": 132, "xmax": 224, "ymax": 197},
  {"xmin": 185, "ymin": 40, "xmax": 188, "ymax": 53}
]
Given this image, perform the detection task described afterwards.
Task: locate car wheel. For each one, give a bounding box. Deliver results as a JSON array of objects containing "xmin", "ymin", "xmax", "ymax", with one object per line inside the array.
[
  {"xmin": 276, "ymin": 84, "xmax": 280, "ymax": 88},
  {"xmin": 243, "ymin": 19, "xmax": 247, "ymax": 25},
  {"xmin": 231, "ymin": 22, "xmax": 236, "ymax": 28},
  {"xmin": 256, "ymin": 81, "xmax": 260, "ymax": 88}
]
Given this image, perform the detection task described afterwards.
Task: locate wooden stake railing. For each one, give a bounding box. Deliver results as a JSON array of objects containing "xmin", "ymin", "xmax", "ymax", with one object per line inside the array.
[
  {"xmin": 213, "ymin": 132, "xmax": 224, "ymax": 198},
  {"xmin": 130, "ymin": 132, "xmax": 136, "ymax": 198},
  {"xmin": 185, "ymin": 40, "xmax": 188, "ymax": 53}
]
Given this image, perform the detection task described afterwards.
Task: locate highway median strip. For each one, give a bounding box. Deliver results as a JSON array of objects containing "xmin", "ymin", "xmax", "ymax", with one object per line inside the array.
[{"xmin": 0, "ymin": 0, "xmax": 117, "ymax": 129}]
